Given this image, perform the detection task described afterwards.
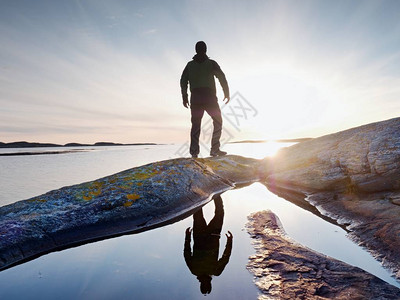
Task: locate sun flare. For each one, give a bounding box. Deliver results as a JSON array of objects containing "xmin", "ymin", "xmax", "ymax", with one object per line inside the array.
[{"xmin": 231, "ymin": 63, "xmax": 341, "ymax": 140}]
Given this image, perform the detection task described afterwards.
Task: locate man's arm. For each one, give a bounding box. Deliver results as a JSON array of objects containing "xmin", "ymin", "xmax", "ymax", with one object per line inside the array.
[
  {"xmin": 180, "ymin": 65, "xmax": 189, "ymax": 108},
  {"xmin": 212, "ymin": 61, "xmax": 230, "ymax": 104},
  {"xmin": 184, "ymin": 227, "xmax": 193, "ymax": 268},
  {"xmin": 214, "ymin": 231, "xmax": 233, "ymax": 276}
]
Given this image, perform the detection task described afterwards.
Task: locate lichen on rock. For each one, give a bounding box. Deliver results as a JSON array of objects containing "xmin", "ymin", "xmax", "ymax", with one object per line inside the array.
[{"xmin": 0, "ymin": 155, "xmax": 261, "ymax": 271}]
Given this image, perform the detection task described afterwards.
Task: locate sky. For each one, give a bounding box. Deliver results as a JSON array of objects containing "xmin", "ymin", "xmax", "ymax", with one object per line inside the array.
[{"xmin": 1, "ymin": 0, "xmax": 399, "ymax": 144}]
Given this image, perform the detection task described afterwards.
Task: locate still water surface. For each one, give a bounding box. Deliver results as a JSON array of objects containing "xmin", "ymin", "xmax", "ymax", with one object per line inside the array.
[{"xmin": 0, "ymin": 143, "xmax": 398, "ymax": 299}]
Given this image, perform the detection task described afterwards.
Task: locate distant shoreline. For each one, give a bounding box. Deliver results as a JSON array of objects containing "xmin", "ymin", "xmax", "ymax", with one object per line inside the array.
[
  {"xmin": 0, "ymin": 141, "xmax": 158, "ymax": 149},
  {"xmin": 0, "ymin": 139, "xmax": 312, "ymax": 150},
  {"xmin": 0, "ymin": 150, "xmax": 89, "ymax": 157},
  {"xmin": 230, "ymin": 138, "xmax": 313, "ymax": 144}
]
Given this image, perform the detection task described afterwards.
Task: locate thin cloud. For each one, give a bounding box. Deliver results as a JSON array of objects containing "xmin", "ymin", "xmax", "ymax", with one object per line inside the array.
[
  {"xmin": 142, "ymin": 28, "xmax": 157, "ymax": 35},
  {"xmin": 1, "ymin": 0, "xmax": 399, "ymax": 143}
]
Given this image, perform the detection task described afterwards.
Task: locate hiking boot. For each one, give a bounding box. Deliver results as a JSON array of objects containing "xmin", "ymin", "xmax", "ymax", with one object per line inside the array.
[
  {"xmin": 210, "ymin": 149, "xmax": 227, "ymax": 157},
  {"xmin": 191, "ymin": 154, "xmax": 198, "ymax": 158}
]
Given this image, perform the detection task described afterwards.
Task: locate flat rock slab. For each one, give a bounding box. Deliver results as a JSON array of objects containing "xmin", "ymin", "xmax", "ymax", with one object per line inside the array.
[
  {"xmin": 263, "ymin": 117, "xmax": 400, "ymax": 279},
  {"xmin": 246, "ymin": 210, "xmax": 400, "ymax": 300},
  {"xmin": 0, "ymin": 155, "xmax": 261, "ymax": 271}
]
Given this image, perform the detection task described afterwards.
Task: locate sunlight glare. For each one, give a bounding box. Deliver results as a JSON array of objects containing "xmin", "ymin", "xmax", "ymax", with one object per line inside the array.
[
  {"xmin": 224, "ymin": 141, "xmax": 294, "ymax": 159},
  {"xmin": 236, "ymin": 63, "xmax": 335, "ymax": 140}
]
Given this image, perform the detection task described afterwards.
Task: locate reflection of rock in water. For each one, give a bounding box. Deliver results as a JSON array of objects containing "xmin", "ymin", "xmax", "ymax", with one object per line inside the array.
[
  {"xmin": 263, "ymin": 117, "xmax": 400, "ymax": 279},
  {"xmin": 0, "ymin": 155, "xmax": 260, "ymax": 272},
  {"xmin": 184, "ymin": 195, "xmax": 232, "ymax": 295},
  {"xmin": 246, "ymin": 210, "xmax": 400, "ymax": 300}
]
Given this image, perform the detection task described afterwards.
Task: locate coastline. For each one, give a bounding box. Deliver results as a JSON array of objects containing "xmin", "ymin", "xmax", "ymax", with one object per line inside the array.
[
  {"xmin": 0, "ymin": 149, "xmax": 90, "ymax": 156},
  {"xmin": 0, "ymin": 141, "xmax": 158, "ymax": 149}
]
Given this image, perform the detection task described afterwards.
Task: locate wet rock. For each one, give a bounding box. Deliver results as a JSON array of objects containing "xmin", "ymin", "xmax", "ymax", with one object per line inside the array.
[
  {"xmin": 0, "ymin": 155, "xmax": 261, "ymax": 271},
  {"xmin": 306, "ymin": 191, "xmax": 400, "ymax": 280},
  {"xmin": 246, "ymin": 210, "xmax": 400, "ymax": 300},
  {"xmin": 263, "ymin": 117, "xmax": 400, "ymax": 279}
]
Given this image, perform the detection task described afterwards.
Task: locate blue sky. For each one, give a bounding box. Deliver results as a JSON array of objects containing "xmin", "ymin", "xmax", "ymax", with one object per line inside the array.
[{"xmin": 1, "ymin": 0, "xmax": 399, "ymax": 143}]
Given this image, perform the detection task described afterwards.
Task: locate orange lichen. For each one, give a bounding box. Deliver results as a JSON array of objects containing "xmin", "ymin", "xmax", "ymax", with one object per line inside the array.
[
  {"xmin": 91, "ymin": 189, "xmax": 102, "ymax": 197},
  {"xmin": 80, "ymin": 181, "xmax": 103, "ymax": 201},
  {"xmin": 167, "ymin": 169, "xmax": 179, "ymax": 175},
  {"xmin": 131, "ymin": 168, "xmax": 160, "ymax": 180},
  {"xmin": 119, "ymin": 184, "xmax": 132, "ymax": 190},
  {"xmin": 29, "ymin": 198, "xmax": 47, "ymax": 203},
  {"xmin": 90, "ymin": 181, "xmax": 103, "ymax": 196},
  {"xmin": 123, "ymin": 193, "xmax": 140, "ymax": 207},
  {"xmin": 83, "ymin": 195, "xmax": 92, "ymax": 201},
  {"xmin": 126, "ymin": 193, "xmax": 140, "ymax": 201}
]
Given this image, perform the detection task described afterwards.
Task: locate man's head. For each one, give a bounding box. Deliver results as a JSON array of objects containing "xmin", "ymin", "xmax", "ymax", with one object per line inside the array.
[
  {"xmin": 195, "ymin": 41, "xmax": 207, "ymax": 54},
  {"xmin": 197, "ymin": 275, "xmax": 212, "ymax": 294}
]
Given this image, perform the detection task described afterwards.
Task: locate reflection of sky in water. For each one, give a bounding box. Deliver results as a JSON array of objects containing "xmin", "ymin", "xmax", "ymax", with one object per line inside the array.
[{"xmin": 0, "ymin": 144, "xmax": 398, "ymax": 299}]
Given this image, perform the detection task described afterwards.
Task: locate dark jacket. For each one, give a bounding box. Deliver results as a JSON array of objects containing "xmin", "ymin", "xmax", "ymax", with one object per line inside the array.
[
  {"xmin": 180, "ymin": 54, "xmax": 229, "ymax": 102},
  {"xmin": 184, "ymin": 232, "xmax": 232, "ymax": 277}
]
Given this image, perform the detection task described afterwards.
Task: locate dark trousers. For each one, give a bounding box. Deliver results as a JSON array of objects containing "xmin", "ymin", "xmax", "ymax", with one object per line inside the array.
[
  {"xmin": 190, "ymin": 96, "xmax": 222, "ymax": 156},
  {"xmin": 193, "ymin": 196, "xmax": 224, "ymax": 252}
]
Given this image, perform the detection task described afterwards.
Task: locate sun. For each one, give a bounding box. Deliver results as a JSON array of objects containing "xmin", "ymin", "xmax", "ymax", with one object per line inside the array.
[{"xmin": 234, "ymin": 66, "xmax": 334, "ymax": 140}]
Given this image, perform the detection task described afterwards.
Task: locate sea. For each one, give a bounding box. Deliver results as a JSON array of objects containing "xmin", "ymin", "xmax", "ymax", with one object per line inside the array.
[{"xmin": 0, "ymin": 142, "xmax": 398, "ymax": 299}]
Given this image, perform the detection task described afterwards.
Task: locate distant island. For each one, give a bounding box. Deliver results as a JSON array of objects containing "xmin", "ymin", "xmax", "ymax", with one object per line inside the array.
[
  {"xmin": 0, "ymin": 141, "xmax": 158, "ymax": 149},
  {"xmin": 1, "ymin": 139, "xmax": 313, "ymax": 149}
]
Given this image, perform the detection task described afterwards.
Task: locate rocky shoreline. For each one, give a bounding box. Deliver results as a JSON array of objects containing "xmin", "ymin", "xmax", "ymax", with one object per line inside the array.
[
  {"xmin": 0, "ymin": 117, "xmax": 399, "ymax": 298},
  {"xmin": 246, "ymin": 210, "xmax": 400, "ymax": 299},
  {"xmin": 263, "ymin": 117, "xmax": 400, "ymax": 281}
]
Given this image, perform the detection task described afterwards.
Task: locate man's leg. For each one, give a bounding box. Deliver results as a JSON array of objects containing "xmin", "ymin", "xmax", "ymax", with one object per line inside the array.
[
  {"xmin": 193, "ymin": 208, "xmax": 207, "ymax": 237},
  {"xmin": 190, "ymin": 106, "xmax": 205, "ymax": 157},
  {"xmin": 208, "ymin": 195, "xmax": 224, "ymax": 235},
  {"xmin": 205, "ymin": 102, "xmax": 223, "ymax": 153}
]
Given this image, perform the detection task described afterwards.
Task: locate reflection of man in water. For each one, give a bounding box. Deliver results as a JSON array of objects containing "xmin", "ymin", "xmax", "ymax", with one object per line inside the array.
[{"xmin": 184, "ymin": 195, "xmax": 233, "ymax": 295}]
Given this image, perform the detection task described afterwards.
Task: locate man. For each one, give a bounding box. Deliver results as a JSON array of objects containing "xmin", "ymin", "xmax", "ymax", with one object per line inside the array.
[
  {"xmin": 180, "ymin": 41, "xmax": 230, "ymax": 158},
  {"xmin": 184, "ymin": 195, "xmax": 233, "ymax": 295}
]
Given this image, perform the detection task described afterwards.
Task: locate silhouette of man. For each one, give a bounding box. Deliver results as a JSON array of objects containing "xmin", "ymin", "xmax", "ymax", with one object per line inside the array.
[
  {"xmin": 183, "ymin": 195, "xmax": 233, "ymax": 295},
  {"xmin": 180, "ymin": 41, "xmax": 230, "ymax": 158}
]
